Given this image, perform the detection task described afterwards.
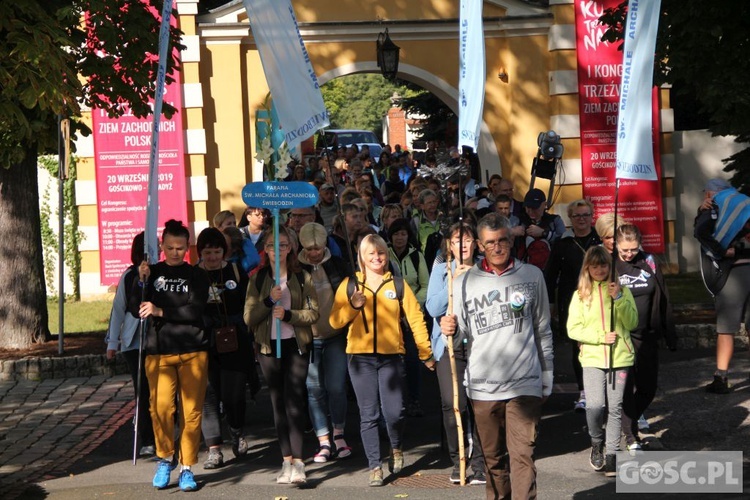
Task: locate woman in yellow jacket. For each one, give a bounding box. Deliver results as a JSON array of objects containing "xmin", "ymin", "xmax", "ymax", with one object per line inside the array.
[
  {"xmin": 567, "ymin": 246, "xmax": 637, "ymax": 477},
  {"xmin": 331, "ymin": 234, "xmax": 435, "ymax": 487}
]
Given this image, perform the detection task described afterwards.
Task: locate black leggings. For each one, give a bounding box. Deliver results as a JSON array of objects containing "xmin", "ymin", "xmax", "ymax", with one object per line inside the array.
[
  {"xmin": 622, "ymin": 338, "xmax": 658, "ymax": 438},
  {"xmin": 201, "ymin": 355, "xmax": 249, "ymax": 447},
  {"xmin": 257, "ymin": 339, "xmax": 310, "ymax": 458}
]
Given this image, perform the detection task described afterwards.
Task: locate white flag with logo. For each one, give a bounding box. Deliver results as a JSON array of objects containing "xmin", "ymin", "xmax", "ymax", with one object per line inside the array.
[
  {"xmin": 458, "ymin": 0, "xmax": 485, "ymax": 151},
  {"xmin": 615, "ymin": 0, "xmax": 661, "ymax": 181},
  {"xmin": 243, "ymin": 0, "xmax": 329, "ymax": 150}
]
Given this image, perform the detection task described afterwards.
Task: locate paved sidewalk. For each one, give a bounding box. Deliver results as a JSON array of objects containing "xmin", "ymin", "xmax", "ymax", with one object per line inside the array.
[
  {"xmin": 0, "ymin": 375, "xmax": 134, "ymax": 499},
  {"xmin": 1, "ymin": 343, "xmax": 748, "ymax": 499}
]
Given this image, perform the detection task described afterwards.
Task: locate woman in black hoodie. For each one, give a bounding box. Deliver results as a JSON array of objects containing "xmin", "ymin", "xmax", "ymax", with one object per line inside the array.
[
  {"xmin": 615, "ymin": 223, "xmax": 676, "ymax": 450},
  {"xmin": 134, "ymin": 219, "xmax": 210, "ymax": 492}
]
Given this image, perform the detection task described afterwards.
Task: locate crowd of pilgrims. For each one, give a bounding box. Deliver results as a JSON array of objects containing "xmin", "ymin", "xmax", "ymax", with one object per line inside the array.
[{"xmin": 105, "ymin": 141, "xmax": 675, "ymax": 494}]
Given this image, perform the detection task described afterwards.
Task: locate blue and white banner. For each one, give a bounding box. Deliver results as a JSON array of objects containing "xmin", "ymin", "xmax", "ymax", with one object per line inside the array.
[
  {"xmin": 243, "ymin": 0, "xmax": 329, "ymax": 150},
  {"xmin": 458, "ymin": 0, "xmax": 485, "ymax": 151},
  {"xmin": 145, "ymin": 0, "xmax": 173, "ymax": 264},
  {"xmin": 615, "ymin": 0, "xmax": 661, "ymax": 181}
]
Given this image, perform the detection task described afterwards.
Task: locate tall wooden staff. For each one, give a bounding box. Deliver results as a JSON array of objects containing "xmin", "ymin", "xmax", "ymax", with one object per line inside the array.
[{"xmin": 446, "ymin": 251, "xmax": 466, "ymax": 485}]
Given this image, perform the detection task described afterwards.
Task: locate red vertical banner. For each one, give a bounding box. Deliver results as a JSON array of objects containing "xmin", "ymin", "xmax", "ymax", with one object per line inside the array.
[
  {"xmin": 91, "ymin": 5, "xmax": 187, "ymax": 286},
  {"xmin": 575, "ymin": 0, "xmax": 664, "ymax": 252}
]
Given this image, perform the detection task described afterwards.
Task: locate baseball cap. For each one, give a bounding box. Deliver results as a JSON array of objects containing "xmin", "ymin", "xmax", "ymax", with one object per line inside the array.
[
  {"xmin": 320, "ymin": 183, "xmax": 334, "ymax": 191},
  {"xmin": 524, "ymin": 188, "xmax": 546, "ymax": 209},
  {"xmin": 704, "ymin": 178, "xmax": 731, "ymax": 193}
]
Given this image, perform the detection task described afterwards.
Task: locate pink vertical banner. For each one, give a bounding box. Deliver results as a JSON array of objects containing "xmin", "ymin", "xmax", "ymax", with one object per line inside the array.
[
  {"xmin": 91, "ymin": 5, "xmax": 187, "ymax": 286},
  {"xmin": 575, "ymin": 0, "xmax": 664, "ymax": 252}
]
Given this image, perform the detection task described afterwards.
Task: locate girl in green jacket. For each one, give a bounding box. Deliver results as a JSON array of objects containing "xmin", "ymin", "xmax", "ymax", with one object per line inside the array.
[{"xmin": 567, "ymin": 246, "xmax": 638, "ymax": 477}]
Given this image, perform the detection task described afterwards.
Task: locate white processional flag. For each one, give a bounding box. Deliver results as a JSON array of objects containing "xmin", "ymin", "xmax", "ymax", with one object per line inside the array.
[
  {"xmin": 243, "ymin": 0, "xmax": 329, "ymax": 150},
  {"xmin": 615, "ymin": 0, "xmax": 661, "ymax": 181},
  {"xmin": 458, "ymin": 0, "xmax": 485, "ymax": 151}
]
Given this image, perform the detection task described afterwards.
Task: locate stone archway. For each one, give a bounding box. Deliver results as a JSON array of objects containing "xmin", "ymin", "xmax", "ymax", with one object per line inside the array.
[{"xmin": 318, "ymin": 61, "xmax": 502, "ymax": 178}]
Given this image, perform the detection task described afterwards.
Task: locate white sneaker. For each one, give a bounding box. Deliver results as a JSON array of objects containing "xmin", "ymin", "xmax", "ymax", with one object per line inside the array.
[
  {"xmin": 290, "ymin": 459, "xmax": 306, "ymax": 484},
  {"xmin": 637, "ymin": 414, "xmax": 650, "ymax": 431},
  {"xmin": 276, "ymin": 460, "xmax": 293, "ymax": 484},
  {"xmin": 627, "ymin": 442, "xmax": 642, "ymax": 452}
]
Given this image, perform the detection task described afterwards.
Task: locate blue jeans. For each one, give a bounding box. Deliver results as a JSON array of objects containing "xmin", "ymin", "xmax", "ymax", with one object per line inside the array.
[
  {"xmin": 348, "ymin": 354, "xmax": 405, "ymax": 469},
  {"xmin": 306, "ymin": 334, "xmax": 349, "ymax": 438}
]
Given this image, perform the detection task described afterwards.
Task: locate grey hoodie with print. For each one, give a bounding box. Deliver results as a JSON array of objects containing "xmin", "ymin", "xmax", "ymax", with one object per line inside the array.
[{"xmin": 452, "ymin": 258, "xmax": 554, "ymax": 401}]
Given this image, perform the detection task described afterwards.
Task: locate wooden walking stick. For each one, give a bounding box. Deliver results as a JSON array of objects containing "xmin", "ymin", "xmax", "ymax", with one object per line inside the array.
[{"xmin": 446, "ymin": 251, "xmax": 466, "ymax": 485}]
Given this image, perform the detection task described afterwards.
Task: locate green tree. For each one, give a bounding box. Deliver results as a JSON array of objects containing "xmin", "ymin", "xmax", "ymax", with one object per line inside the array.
[
  {"xmin": 321, "ymin": 74, "xmax": 407, "ymax": 136},
  {"xmin": 320, "ymin": 74, "xmax": 455, "ymax": 146},
  {"xmin": 398, "ymin": 89, "xmax": 457, "ymax": 146},
  {"xmin": 0, "ymin": 0, "xmax": 182, "ymax": 349},
  {"xmin": 600, "ymin": 0, "xmax": 750, "ymax": 189}
]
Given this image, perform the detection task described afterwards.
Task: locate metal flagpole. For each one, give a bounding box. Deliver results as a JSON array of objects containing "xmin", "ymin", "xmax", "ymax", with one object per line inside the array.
[
  {"xmin": 609, "ymin": 178, "xmax": 620, "ymax": 389},
  {"xmin": 135, "ymin": 0, "xmax": 174, "ymax": 465}
]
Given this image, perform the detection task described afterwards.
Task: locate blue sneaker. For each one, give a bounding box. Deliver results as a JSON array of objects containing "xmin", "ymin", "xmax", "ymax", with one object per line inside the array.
[
  {"xmin": 153, "ymin": 459, "xmax": 176, "ymax": 489},
  {"xmin": 179, "ymin": 469, "xmax": 198, "ymax": 492}
]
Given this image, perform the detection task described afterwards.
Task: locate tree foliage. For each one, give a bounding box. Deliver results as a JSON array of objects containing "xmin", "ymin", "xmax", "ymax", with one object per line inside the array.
[
  {"xmin": 321, "ymin": 74, "xmax": 409, "ymax": 136},
  {"xmin": 599, "ymin": 0, "xmax": 750, "ymax": 189},
  {"xmin": 0, "ymin": 0, "xmax": 182, "ymax": 349},
  {"xmin": 398, "ymin": 90, "xmax": 457, "ymax": 146},
  {"xmin": 320, "ymin": 74, "xmax": 455, "ymax": 146},
  {"xmin": 0, "ymin": 0, "xmax": 183, "ymax": 168}
]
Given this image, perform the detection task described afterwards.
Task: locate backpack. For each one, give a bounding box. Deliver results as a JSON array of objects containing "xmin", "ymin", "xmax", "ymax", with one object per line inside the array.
[
  {"xmin": 521, "ymin": 237, "xmax": 551, "ymax": 270},
  {"xmin": 698, "ymin": 249, "xmax": 732, "ymax": 297}
]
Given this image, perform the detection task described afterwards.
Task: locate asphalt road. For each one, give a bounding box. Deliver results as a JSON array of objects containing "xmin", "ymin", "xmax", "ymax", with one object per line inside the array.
[{"xmin": 14, "ymin": 341, "xmax": 750, "ymax": 499}]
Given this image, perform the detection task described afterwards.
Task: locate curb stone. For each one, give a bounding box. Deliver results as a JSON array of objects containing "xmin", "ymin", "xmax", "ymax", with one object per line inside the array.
[{"xmin": 0, "ymin": 354, "xmax": 129, "ymax": 382}]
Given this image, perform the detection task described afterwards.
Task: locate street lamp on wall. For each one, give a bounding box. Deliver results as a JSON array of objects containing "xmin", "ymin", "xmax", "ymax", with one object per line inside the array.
[{"xmin": 376, "ymin": 28, "xmax": 400, "ymax": 80}]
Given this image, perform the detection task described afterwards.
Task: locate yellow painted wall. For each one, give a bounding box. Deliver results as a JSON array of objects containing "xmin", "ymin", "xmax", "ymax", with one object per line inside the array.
[{"xmin": 293, "ymin": 1, "xmax": 507, "ymax": 22}]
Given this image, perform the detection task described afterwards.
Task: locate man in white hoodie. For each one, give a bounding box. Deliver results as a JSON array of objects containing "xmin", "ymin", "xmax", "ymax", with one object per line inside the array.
[{"xmin": 442, "ymin": 213, "xmax": 553, "ymax": 499}]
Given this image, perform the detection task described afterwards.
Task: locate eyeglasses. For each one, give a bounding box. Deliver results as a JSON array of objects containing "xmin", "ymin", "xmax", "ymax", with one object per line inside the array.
[
  {"xmin": 619, "ymin": 247, "xmax": 639, "ymax": 255},
  {"xmin": 481, "ymin": 238, "xmax": 511, "ymax": 250},
  {"xmin": 570, "ymin": 213, "xmax": 592, "ymax": 219},
  {"xmin": 265, "ymin": 243, "xmax": 290, "ymax": 251},
  {"xmin": 450, "ymin": 239, "xmax": 475, "ymax": 247}
]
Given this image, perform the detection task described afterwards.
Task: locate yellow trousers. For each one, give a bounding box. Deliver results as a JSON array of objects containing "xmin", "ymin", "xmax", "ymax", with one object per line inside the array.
[{"xmin": 145, "ymin": 351, "xmax": 209, "ymax": 466}]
